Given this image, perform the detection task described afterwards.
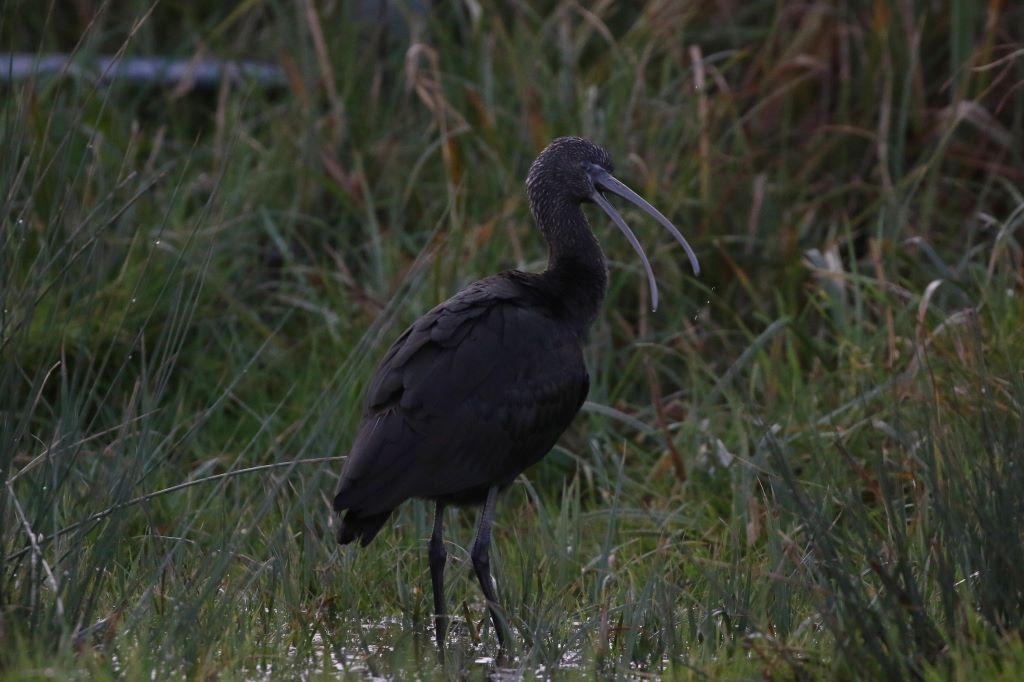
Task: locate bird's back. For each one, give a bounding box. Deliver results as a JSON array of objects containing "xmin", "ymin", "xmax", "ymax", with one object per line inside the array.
[{"xmin": 334, "ymin": 272, "xmax": 590, "ymax": 545}]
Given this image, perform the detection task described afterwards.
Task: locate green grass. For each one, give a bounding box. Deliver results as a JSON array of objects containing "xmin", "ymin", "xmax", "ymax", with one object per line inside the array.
[{"xmin": 2, "ymin": 0, "xmax": 1024, "ymax": 678}]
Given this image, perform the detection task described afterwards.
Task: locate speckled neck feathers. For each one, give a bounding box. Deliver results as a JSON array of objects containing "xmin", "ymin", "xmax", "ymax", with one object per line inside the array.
[{"xmin": 525, "ymin": 138, "xmax": 611, "ymax": 333}]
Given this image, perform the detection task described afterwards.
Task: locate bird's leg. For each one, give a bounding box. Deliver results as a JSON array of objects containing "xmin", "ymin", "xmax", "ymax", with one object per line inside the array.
[
  {"xmin": 471, "ymin": 485, "xmax": 510, "ymax": 649},
  {"xmin": 429, "ymin": 502, "xmax": 448, "ymax": 649}
]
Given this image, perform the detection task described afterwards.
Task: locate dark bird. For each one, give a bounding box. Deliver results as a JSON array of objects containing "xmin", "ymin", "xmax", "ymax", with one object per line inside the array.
[{"xmin": 333, "ymin": 136, "xmax": 700, "ymax": 649}]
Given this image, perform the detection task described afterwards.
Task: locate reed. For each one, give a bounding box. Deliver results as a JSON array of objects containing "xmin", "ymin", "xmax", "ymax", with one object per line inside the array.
[{"xmin": 2, "ymin": 1, "xmax": 1023, "ymax": 677}]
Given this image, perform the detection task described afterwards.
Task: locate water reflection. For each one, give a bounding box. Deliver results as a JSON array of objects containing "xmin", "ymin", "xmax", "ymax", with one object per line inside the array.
[{"xmin": 264, "ymin": 613, "xmax": 607, "ymax": 679}]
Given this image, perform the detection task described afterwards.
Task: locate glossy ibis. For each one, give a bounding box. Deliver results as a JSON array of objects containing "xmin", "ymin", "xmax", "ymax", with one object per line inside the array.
[{"xmin": 333, "ymin": 136, "xmax": 700, "ymax": 648}]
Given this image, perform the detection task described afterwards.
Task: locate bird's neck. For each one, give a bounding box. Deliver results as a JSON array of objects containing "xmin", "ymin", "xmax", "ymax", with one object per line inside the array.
[{"xmin": 541, "ymin": 205, "xmax": 609, "ymax": 334}]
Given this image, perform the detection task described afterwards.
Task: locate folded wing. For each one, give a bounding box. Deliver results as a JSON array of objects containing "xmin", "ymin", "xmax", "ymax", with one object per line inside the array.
[{"xmin": 334, "ymin": 275, "xmax": 589, "ymax": 545}]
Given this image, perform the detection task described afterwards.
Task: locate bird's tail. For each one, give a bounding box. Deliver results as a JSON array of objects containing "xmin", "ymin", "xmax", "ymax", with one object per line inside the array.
[{"xmin": 335, "ymin": 507, "xmax": 392, "ymax": 547}]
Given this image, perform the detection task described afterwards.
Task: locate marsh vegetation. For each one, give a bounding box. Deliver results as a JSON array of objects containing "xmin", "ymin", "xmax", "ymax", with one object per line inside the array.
[{"xmin": 3, "ymin": 1, "xmax": 1024, "ymax": 678}]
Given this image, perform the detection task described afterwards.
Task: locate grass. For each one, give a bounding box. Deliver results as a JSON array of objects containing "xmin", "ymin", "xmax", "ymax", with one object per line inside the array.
[{"xmin": 2, "ymin": 0, "xmax": 1024, "ymax": 678}]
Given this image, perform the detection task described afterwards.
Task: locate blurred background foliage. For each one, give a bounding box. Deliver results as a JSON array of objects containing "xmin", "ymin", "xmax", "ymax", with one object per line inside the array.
[{"xmin": 2, "ymin": 0, "xmax": 1023, "ymax": 678}]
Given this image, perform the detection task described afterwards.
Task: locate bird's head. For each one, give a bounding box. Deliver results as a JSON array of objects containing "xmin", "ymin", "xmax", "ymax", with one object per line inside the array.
[
  {"xmin": 526, "ymin": 136, "xmax": 614, "ymax": 203},
  {"xmin": 526, "ymin": 136, "xmax": 700, "ymax": 311}
]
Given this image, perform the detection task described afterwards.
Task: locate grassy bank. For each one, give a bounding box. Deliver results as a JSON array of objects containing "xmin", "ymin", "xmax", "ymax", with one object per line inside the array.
[{"xmin": 3, "ymin": 1, "xmax": 1024, "ymax": 678}]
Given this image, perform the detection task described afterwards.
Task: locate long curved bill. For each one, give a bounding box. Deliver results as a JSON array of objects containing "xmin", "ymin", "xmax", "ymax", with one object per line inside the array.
[{"xmin": 588, "ymin": 167, "xmax": 701, "ymax": 312}]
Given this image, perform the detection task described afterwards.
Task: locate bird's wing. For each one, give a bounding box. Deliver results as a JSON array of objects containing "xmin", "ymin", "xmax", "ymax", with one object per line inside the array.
[{"xmin": 334, "ymin": 276, "xmax": 588, "ymax": 516}]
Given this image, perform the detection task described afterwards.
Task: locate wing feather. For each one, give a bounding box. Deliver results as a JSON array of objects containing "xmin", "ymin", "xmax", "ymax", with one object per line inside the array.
[{"xmin": 334, "ymin": 274, "xmax": 588, "ymax": 518}]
